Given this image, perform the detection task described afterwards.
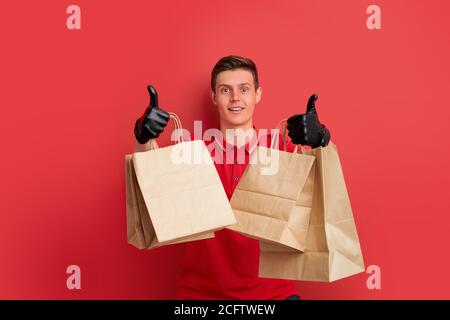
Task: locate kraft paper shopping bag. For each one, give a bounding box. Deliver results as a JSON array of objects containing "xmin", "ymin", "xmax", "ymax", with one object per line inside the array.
[
  {"xmin": 125, "ymin": 138, "xmax": 214, "ymax": 249},
  {"xmin": 127, "ymin": 112, "xmax": 236, "ymax": 247},
  {"xmin": 259, "ymin": 141, "xmax": 365, "ymax": 282}
]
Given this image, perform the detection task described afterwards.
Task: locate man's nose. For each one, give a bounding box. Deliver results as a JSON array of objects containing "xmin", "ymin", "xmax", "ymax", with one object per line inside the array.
[{"xmin": 231, "ymin": 89, "xmax": 240, "ymax": 101}]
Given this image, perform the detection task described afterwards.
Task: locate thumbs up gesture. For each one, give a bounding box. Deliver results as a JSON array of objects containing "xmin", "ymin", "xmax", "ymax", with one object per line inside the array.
[
  {"xmin": 134, "ymin": 85, "xmax": 170, "ymax": 144},
  {"xmin": 286, "ymin": 93, "xmax": 331, "ymax": 148}
]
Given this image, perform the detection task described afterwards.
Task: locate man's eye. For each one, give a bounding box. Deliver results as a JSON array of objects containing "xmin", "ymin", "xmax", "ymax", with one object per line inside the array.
[
  {"xmin": 241, "ymin": 87, "xmax": 249, "ymax": 93},
  {"xmin": 221, "ymin": 88, "xmax": 229, "ymax": 94}
]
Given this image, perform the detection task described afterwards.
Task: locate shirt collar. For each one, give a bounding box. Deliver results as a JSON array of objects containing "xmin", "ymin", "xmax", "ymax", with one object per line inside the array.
[{"xmin": 212, "ymin": 124, "xmax": 261, "ymax": 154}]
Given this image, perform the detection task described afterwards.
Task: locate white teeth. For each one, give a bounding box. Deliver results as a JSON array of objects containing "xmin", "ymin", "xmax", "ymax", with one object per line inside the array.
[{"xmin": 228, "ymin": 107, "xmax": 243, "ymax": 111}]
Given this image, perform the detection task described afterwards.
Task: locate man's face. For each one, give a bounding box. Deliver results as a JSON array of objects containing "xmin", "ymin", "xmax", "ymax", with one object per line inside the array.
[{"xmin": 211, "ymin": 69, "xmax": 262, "ymax": 128}]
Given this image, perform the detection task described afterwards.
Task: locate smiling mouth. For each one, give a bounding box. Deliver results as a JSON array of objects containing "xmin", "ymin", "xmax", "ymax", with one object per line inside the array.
[{"xmin": 227, "ymin": 107, "xmax": 244, "ymax": 112}]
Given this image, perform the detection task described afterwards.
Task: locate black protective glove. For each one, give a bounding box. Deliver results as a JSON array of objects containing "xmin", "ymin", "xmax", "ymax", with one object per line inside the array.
[
  {"xmin": 134, "ymin": 85, "xmax": 170, "ymax": 144},
  {"xmin": 287, "ymin": 93, "xmax": 331, "ymax": 148}
]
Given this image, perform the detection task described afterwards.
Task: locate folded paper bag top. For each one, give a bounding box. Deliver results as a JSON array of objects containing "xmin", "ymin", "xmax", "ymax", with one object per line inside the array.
[
  {"xmin": 126, "ymin": 112, "xmax": 236, "ymax": 248},
  {"xmin": 227, "ymin": 119, "xmax": 316, "ymax": 252}
]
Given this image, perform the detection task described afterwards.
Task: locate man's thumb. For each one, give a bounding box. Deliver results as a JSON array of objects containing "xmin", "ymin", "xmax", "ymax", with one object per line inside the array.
[
  {"xmin": 147, "ymin": 85, "xmax": 159, "ymax": 109},
  {"xmin": 306, "ymin": 93, "xmax": 318, "ymax": 114}
]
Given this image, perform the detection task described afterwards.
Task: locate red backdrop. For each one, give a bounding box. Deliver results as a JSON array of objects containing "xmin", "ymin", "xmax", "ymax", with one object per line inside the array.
[{"xmin": 0, "ymin": 0, "xmax": 449, "ymax": 299}]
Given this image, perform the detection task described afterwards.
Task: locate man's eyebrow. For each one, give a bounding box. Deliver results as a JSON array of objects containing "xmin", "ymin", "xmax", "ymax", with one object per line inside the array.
[{"xmin": 218, "ymin": 83, "xmax": 251, "ymax": 87}]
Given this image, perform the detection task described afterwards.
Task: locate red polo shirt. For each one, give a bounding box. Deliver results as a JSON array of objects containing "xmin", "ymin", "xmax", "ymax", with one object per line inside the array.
[{"xmin": 177, "ymin": 127, "xmax": 299, "ymax": 300}]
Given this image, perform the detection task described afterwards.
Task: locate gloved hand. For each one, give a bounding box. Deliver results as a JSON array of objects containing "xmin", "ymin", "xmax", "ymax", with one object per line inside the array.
[
  {"xmin": 287, "ymin": 93, "xmax": 331, "ymax": 148},
  {"xmin": 134, "ymin": 85, "xmax": 170, "ymax": 144}
]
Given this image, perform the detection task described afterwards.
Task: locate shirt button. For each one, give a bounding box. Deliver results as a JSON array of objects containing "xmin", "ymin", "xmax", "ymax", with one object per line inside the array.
[{"xmin": 234, "ymin": 176, "xmax": 239, "ymax": 181}]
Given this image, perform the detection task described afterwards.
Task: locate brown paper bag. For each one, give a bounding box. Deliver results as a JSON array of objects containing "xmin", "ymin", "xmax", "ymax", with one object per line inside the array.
[
  {"xmin": 259, "ymin": 141, "xmax": 365, "ymax": 282},
  {"xmin": 227, "ymin": 119, "xmax": 316, "ymax": 252},
  {"xmin": 125, "ymin": 138, "xmax": 215, "ymax": 249},
  {"xmin": 127, "ymin": 112, "xmax": 236, "ymax": 247}
]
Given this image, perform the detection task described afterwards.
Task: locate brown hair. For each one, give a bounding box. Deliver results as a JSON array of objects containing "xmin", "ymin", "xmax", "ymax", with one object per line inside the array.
[{"xmin": 211, "ymin": 55, "xmax": 259, "ymax": 92}]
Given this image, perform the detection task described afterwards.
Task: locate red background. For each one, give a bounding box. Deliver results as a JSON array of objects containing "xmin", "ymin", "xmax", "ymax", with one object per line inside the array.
[{"xmin": 0, "ymin": 0, "xmax": 449, "ymax": 299}]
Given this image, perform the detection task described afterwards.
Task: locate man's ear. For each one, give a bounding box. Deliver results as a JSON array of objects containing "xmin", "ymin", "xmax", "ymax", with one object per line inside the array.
[
  {"xmin": 211, "ymin": 90, "xmax": 217, "ymax": 105},
  {"xmin": 255, "ymin": 86, "xmax": 262, "ymax": 104}
]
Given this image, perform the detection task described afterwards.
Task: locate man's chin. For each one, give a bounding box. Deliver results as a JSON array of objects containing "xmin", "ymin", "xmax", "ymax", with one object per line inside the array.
[{"xmin": 222, "ymin": 119, "xmax": 251, "ymax": 128}]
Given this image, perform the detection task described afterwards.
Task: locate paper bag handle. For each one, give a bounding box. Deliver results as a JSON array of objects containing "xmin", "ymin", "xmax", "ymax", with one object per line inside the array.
[
  {"xmin": 168, "ymin": 112, "xmax": 184, "ymax": 144},
  {"xmin": 148, "ymin": 112, "xmax": 184, "ymax": 145},
  {"xmin": 270, "ymin": 119, "xmax": 305, "ymax": 154}
]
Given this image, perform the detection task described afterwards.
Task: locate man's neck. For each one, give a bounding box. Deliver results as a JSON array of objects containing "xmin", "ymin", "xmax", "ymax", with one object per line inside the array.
[{"xmin": 219, "ymin": 119, "xmax": 255, "ymax": 148}]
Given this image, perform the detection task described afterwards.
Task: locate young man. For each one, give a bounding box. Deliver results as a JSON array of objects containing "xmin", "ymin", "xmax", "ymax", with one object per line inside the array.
[{"xmin": 133, "ymin": 55, "xmax": 331, "ymax": 299}]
